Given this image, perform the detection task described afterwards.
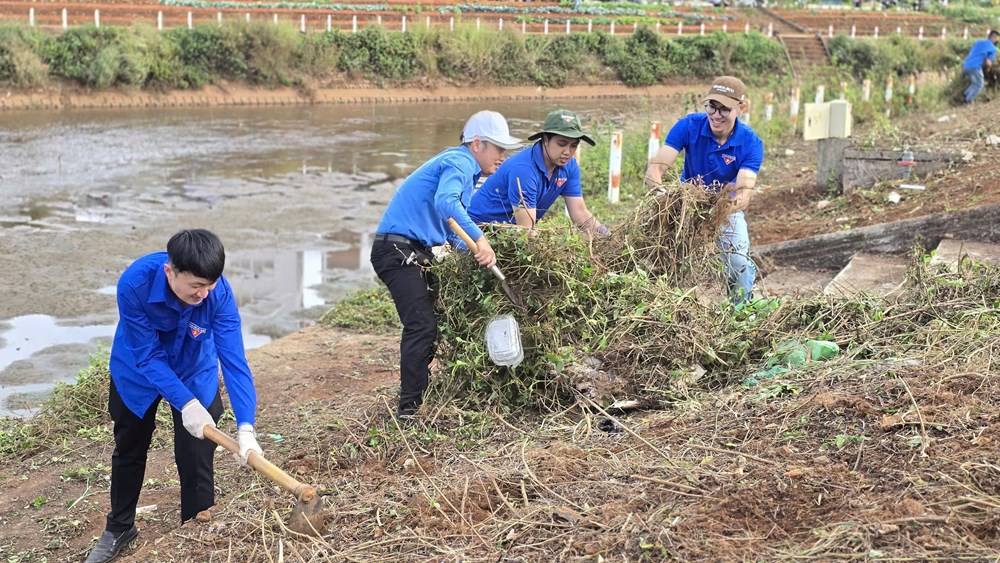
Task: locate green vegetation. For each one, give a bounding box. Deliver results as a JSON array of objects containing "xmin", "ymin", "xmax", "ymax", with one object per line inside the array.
[
  {"xmin": 320, "ymin": 286, "xmax": 401, "ymax": 334},
  {"xmin": 0, "ymin": 22, "xmax": 784, "ymax": 89},
  {"xmin": 0, "ymin": 350, "xmax": 110, "ymax": 462}
]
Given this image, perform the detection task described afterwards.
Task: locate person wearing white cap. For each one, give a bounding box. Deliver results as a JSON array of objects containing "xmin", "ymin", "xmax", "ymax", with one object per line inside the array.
[
  {"xmin": 645, "ymin": 76, "xmax": 763, "ymax": 305},
  {"xmin": 371, "ymin": 110, "xmax": 522, "ymax": 419}
]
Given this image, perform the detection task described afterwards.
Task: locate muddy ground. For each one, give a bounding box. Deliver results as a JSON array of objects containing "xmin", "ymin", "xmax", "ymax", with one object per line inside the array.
[{"xmin": 1, "ymin": 87, "xmax": 999, "ymax": 561}]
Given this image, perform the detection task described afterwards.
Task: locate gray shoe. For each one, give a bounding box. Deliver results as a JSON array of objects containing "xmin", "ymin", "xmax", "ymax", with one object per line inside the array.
[{"xmin": 84, "ymin": 526, "xmax": 138, "ymax": 563}]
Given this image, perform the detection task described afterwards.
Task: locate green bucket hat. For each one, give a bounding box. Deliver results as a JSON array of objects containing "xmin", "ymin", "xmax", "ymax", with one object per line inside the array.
[{"xmin": 527, "ymin": 109, "xmax": 596, "ymax": 146}]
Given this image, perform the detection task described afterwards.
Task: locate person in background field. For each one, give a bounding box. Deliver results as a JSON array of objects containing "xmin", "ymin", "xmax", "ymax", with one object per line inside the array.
[
  {"xmin": 468, "ymin": 109, "xmax": 609, "ymax": 237},
  {"xmin": 85, "ymin": 229, "xmax": 261, "ymax": 563},
  {"xmin": 645, "ymin": 76, "xmax": 764, "ymax": 305},
  {"xmin": 963, "ymin": 29, "xmax": 999, "ymax": 105},
  {"xmin": 371, "ymin": 110, "xmax": 522, "ymax": 420}
]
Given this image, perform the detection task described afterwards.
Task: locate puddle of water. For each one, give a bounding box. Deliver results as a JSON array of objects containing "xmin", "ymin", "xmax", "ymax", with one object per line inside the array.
[{"xmin": 0, "ymin": 315, "xmax": 115, "ymax": 417}]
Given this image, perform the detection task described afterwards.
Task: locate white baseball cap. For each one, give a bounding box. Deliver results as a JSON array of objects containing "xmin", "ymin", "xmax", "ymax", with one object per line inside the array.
[{"xmin": 461, "ymin": 111, "xmax": 523, "ymax": 150}]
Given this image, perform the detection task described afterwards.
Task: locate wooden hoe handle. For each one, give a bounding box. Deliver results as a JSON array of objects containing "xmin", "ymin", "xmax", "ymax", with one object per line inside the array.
[
  {"xmin": 447, "ymin": 217, "xmax": 506, "ymax": 282},
  {"xmin": 447, "ymin": 217, "xmax": 479, "ymax": 252},
  {"xmin": 203, "ymin": 425, "xmax": 316, "ymax": 502}
]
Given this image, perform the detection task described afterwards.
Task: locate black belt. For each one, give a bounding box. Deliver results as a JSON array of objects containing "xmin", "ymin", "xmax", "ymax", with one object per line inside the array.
[{"xmin": 375, "ymin": 233, "xmax": 421, "ymax": 246}]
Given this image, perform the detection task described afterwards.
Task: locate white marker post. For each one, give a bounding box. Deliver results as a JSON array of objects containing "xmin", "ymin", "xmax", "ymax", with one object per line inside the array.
[
  {"xmin": 608, "ymin": 131, "xmax": 623, "ymax": 204},
  {"xmin": 29, "ymin": 8, "xmax": 34, "ymax": 26},
  {"xmin": 62, "ymin": 8, "xmax": 67, "ymax": 29},
  {"xmin": 764, "ymin": 92, "xmax": 774, "ymax": 121},
  {"xmin": 790, "ymin": 87, "xmax": 800, "ymax": 126},
  {"xmin": 188, "ymin": 11, "xmax": 193, "ymax": 30},
  {"xmin": 647, "ymin": 121, "xmax": 662, "ymax": 165},
  {"xmin": 885, "ymin": 76, "xmax": 894, "ymax": 117},
  {"xmin": 815, "ymin": 84, "xmax": 825, "ymax": 104},
  {"xmin": 157, "ymin": 11, "xmax": 163, "ymax": 30},
  {"xmin": 95, "ymin": 9, "xmax": 100, "ymax": 27},
  {"xmin": 544, "ymin": 19, "xmax": 548, "ymax": 35},
  {"xmin": 862, "ymin": 78, "xmax": 871, "ymax": 102}
]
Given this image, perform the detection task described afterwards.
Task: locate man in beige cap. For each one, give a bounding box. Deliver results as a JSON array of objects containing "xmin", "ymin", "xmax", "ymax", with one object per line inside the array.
[{"xmin": 645, "ymin": 76, "xmax": 764, "ymax": 304}]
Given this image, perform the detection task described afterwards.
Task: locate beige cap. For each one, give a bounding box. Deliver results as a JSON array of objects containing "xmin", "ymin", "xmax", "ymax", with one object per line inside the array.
[{"xmin": 704, "ymin": 76, "xmax": 747, "ymax": 109}]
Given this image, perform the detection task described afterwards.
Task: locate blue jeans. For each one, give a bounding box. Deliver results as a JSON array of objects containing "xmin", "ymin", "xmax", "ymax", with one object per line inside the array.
[
  {"xmin": 964, "ymin": 67, "xmax": 984, "ymax": 104},
  {"xmin": 718, "ymin": 210, "xmax": 756, "ymax": 304}
]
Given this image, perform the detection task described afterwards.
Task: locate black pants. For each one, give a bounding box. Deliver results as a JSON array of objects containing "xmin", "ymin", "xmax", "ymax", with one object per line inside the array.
[
  {"xmin": 370, "ymin": 239, "xmax": 437, "ymax": 407},
  {"xmin": 105, "ymin": 379, "xmax": 223, "ymax": 533}
]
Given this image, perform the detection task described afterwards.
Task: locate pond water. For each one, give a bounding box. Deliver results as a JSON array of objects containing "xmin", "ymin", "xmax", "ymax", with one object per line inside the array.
[{"xmin": 0, "ymin": 99, "xmax": 638, "ymax": 416}]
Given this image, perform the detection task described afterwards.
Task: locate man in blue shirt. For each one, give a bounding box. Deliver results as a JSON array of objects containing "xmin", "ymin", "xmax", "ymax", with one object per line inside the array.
[
  {"xmin": 86, "ymin": 229, "xmax": 261, "ymax": 563},
  {"xmin": 645, "ymin": 76, "xmax": 764, "ymax": 304},
  {"xmin": 963, "ymin": 30, "xmax": 999, "ymax": 104},
  {"xmin": 469, "ymin": 109, "xmax": 609, "ymax": 237},
  {"xmin": 371, "ymin": 110, "xmax": 522, "ymax": 419}
]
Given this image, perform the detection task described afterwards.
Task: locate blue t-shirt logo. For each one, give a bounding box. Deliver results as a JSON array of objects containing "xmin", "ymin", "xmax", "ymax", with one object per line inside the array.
[{"xmin": 189, "ymin": 322, "xmax": 207, "ymax": 338}]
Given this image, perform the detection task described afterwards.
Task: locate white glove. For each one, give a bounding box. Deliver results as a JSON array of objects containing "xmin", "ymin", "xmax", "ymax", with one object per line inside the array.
[
  {"xmin": 180, "ymin": 399, "xmax": 215, "ymax": 439},
  {"xmin": 236, "ymin": 423, "xmax": 262, "ymax": 466}
]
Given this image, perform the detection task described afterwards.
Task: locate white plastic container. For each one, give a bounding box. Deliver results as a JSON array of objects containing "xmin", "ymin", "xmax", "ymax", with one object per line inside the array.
[{"xmin": 485, "ymin": 314, "xmax": 523, "ymax": 367}]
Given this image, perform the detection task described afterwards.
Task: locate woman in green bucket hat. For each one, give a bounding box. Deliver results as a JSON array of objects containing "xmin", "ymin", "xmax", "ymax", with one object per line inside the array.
[{"xmin": 468, "ymin": 109, "xmax": 609, "ymax": 237}]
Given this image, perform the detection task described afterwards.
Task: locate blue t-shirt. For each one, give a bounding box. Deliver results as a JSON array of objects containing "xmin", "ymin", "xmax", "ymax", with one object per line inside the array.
[
  {"xmin": 964, "ymin": 38, "xmax": 998, "ymax": 71},
  {"xmin": 375, "ymin": 145, "xmax": 484, "ymax": 247},
  {"xmin": 110, "ymin": 252, "xmax": 257, "ymax": 425},
  {"xmin": 468, "ymin": 142, "xmax": 582, "ymax": 224},
  {"xmin": 664, "ymin": 113, "xmax": 764, "ymax": 192}
]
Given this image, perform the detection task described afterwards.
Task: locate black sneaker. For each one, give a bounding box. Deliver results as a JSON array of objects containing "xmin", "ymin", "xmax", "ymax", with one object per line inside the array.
[
  {"xmin": 395, "ymin": 402, "xmax": 419, "ymax": 420},
  {"xmin": 84, "ymin": 526, "xmax": 139, "ymax": 563}
]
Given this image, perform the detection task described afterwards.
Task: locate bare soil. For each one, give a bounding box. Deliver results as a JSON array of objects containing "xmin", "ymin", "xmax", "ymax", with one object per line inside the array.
[{"xmin": 1, "ymin": 87, "xmax": 999, "ymax": 561}]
